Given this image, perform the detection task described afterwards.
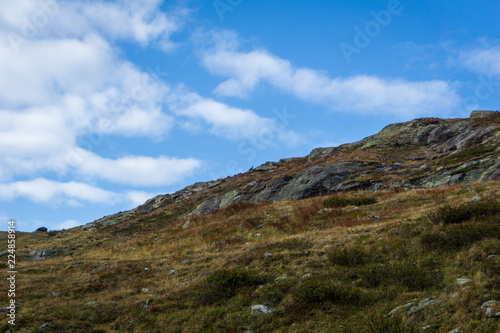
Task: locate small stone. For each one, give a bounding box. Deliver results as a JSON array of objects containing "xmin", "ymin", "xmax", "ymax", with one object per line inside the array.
[
  {"xmin": 264, "ymin": 252, "xmax": 273, "ymax": 258},
  {"xmin": 200, "ymin": 272, "xmax": 213, "ymax": 278},
  {"xmin": 141, "ymin": 288, "xmax": 151, "ymax": 293},
  {"xmin": 301, "ymin": 273, "xmax": 312, "ymax": 279},
  {"xmin": 448, "ymin": 328, "xmax": 460, "ymax": 333},
  {"xmin": 182, "ymin": 221, "xmax": 190, "ymax": 229},
  {"xmin": 39, "ymin": 323, "xmax": 51, "ymax": 330},
  {"xmin": 407, "ymin": 298, "xmax": 441, "ymax": 315},
  {"xmin": 254, "ymin": 233, "xmax": 261, "ymax": 237},
  {"xmin": 250, "ymin": 304, "xmax": 276, "ymax": 315},
  {"xmin": 487, "ymin": 255, "xmax": 497, "ymax": 260},
  {"xmin": 467, "ymin": 196, "xmax": 481, "ymax": 203},
  {"xmin": 52, "ymin": 293, "xmax": 59, "ymax": 297},
  {"xmin": 168, "ymin": 269, "xmax": 177, "ymax": 275},
  {"xmin": 457, "ymin": 276, "xmax": 472, "ymax": 285},
  {"xmin": 481, "ymin": 300, "xmax": 496, "ymax": 309},
  {"xmin": 144, "ymin": 267, "xmax": 149, "ymax": 271},
  {"xmin": 485, "ymin": 308, "xmax": 493, "ymax": 317},
  {"xmin": 86, "ymin": 301, "xmax": 96, "ymax": 306},
  {"xmin": 181, "ymin": 259, "xmax": 190, "ymax": 264}
]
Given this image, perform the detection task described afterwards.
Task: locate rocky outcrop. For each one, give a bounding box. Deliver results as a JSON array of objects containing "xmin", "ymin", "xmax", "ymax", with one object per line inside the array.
[
  {"xmin": 82, "ymin": 110, "xmax": 500, "ymax": 224},
  {"xmin": 190, "ymin": 162, "xmax": 368, "ymax": 215}
]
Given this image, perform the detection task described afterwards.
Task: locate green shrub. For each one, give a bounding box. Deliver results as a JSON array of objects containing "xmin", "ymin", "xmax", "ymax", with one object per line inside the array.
[
  {"xmin": 429, "ymin": 200, "xmax": 500, "ymax": 225},
  {"xmin": 294, "ymin": 277, "xmax": 365, "ymax": 305},
  {"xmin": 421, "ymin": 222, "xmax": 500, "ymax": 251},
  {"xmin": 327, "ymin": 247, "xmax": 369, "ymax": 266},
  {"xmin": 200, "ymin": 268, "xmax": 266, "ymax": 305},
  {"xmin": 323, "ymin": 195, "xmax": 377, "ymax": 208},
  {"xmin": 367, "ymin": 314, "xmax": 417, "ymax": 333}
]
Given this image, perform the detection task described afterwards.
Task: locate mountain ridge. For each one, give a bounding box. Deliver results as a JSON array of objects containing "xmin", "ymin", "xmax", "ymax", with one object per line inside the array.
[{"xmin": 84, "ymin": 110, "xmax": 500, "ymax": 231}]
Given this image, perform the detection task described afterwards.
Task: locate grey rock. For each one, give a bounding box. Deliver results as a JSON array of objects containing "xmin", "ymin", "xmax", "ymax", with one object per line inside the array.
[
  {"xmin": 385, "ymin": 302, "xmax": 414, "ymax": 317},
  {"xmin": 407, "ymin": 298, "xmax": 441, "ymax": 315},
  {"xmin": 264, "ymin": 252, "xmax": 273, "ymax": 258},
  {"xmin": 448, "ymin": 328, "xmax": 460, "ymax": 333},
  {"xmin": 168, "ymin": 269, "xmax": 177, "ymax": 275},
  {"xmin": 253, "ymin": 161, "xmax": 279, "ymax": 172},
  {"xmin": 485, "ymin": 308, "xmax": 493, "ymax": 317},
  {"xmin": 467, "ymin": 195, "xmax": 482, "ymax": 203},
  {"xmin": 250, "ymin": 304, "xmax": 276, "ymax": 315},
  {"xmin": 470, "ymin": 110, "xmax": 499, "ymax": 119},
  {"xmin": 457, "ymin": 276, "xmax": 472, "ymax": 286},
  {"xmin": 200, "ymin": 272, "xmax": 213, "ymax": 278},
  {"xmin": 481, "ymin": 300, "xmax": 496, "ymax": 309},
  {"xmin": 29, "ymin": 249, "xmax": 53, "ymax": 260},
  {"xmin": 190, "ymin": 162, "xmax": 365, "ymax": 215},
  {"xmin": 487, "ymin": 255, "xmax": 497, "ymax": 260},
  {"xmin": 36, "ymin": 227, "xmax": 48, "ymax": 232},
  {"xmin": 39, "ymin": 323, "xmax": 51, "ymax": 330}
]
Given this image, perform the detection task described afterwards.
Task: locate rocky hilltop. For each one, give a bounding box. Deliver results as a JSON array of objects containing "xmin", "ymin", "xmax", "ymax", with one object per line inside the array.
[
  {"xmin": 85, "ymin": 110, "xmax": 500, "ymax": 230},
  {"xmin": 7, "ymin": 110, "xmax": 500, "ymax": 333}
]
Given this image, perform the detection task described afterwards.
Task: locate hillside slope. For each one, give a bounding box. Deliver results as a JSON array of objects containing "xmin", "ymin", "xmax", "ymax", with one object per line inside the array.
[{"xmin": 2, "ymin": 110, "xmax": 500, "ymax": 332}]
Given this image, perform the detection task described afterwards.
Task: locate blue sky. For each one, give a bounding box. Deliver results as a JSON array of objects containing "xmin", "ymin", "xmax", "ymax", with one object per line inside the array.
[{"xmin": 0, "ymin": 0, "xmax": 499, "ymax": 231}]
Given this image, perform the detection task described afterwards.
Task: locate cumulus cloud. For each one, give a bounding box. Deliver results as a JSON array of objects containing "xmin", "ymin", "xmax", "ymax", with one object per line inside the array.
[
  {"xmin": 0, "ymin": 178, "xmax": 120, "ymax": 205},
  {"xmin": 0, "ymin": 0, "xmax": 186, "ymax": 50},
  {"xmin": 75, "ymin": 149, "xmax": 202, "ymax": 187},
  {"xmin": 458, "ymin": 45, "xmax": 500, "ymax": 77},
  {"xmin": 199, "ymin": 30, "xmax": 461, "ymax": 117}
]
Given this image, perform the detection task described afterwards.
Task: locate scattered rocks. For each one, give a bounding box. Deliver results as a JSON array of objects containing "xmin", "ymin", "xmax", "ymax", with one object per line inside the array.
[
  {"xmin": 250, "ymin": 305, "xmax": 276, "ymax": 315},
  {"xmin": 35, "ymin": 227, "xmax": 48, "ymax": 232}
]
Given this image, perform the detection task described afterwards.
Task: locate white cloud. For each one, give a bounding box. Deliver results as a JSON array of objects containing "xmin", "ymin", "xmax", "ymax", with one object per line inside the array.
[
  {"xmin": 0, "ymin": 178, "xmax": 120, "ymax": 205},
  {"xmin": 458, "ymin": 45, "xmax": 500, "ymax": 77},
  {"xmin": 0, "ymin": 0, "xmax": 186, "ymax": 50},
  {"xmin": 126, "ymin": 191, "xmax": 156, "ymax": 207},
  {"xmin": 56, "ymin": 219, "xmax": 81, "ymax": 230},
  {"xmin": 199, "ymin": 30, "xmax": 461, "ymax": 117},
  {"xmin": 75, "ymin": 149, "xmax": 202, "ymax": 187}
]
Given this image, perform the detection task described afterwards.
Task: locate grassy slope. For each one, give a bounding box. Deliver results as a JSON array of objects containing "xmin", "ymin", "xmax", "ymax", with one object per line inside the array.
[{"xmin": 1, "ymin": 180, "xmax": 500, "ymax": 332}]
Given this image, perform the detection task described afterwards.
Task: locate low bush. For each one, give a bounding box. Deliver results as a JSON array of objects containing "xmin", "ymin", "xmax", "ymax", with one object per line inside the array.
[
  {"xmin": 327, "ymin": 247, "xmax": 369, "ymax": 266},
  {"xmin": 294, "ymin": 277, "xmax": 365, "ymax": 305},
  {"xmin": 199, "ymin": 268, "xmax": 267, "ymax": 305},
  {"xmin": 367, "ymin": 314, "xmax": 417, "ymax": 333},
  {"xmin": 429, "ymin": 200, "xmax": 500, "ymax": 224},
  {"xmin": 421, "ymin": 222, "xmax": 500, "ymax": 251},
  {"xmin": 324, "ymin": 195, "xmax": 377, "ymax": 208}
]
